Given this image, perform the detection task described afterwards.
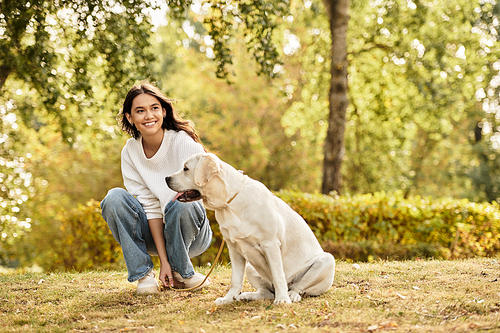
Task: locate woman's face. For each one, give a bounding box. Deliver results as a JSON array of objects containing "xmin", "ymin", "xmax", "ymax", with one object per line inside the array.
[{"xmin": 126, "ymin": 93, "xmax": 166, "ymax": 138}]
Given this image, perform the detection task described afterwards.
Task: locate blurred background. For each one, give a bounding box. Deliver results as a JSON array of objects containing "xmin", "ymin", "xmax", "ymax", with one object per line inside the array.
[{"xmin": 1, "ymin": 0, "xmax": 499, "ymax": 271}]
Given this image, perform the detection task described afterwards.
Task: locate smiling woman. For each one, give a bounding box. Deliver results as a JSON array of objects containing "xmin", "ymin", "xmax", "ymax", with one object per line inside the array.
[
  {"xmin": 100, "ymin": 82, "xmax": 213, "ymax": 294},
  {"xmin": 118, "ymin": 83, "xmax": 201, "ymax": 143}
]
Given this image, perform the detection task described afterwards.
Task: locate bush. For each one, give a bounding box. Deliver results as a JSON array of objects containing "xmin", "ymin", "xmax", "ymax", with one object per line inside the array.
[
  {"xmin": 276, "ymin": 190, "xmax": 500, "ymax": 259},
  {"xmin": 37, "ymin": 191, "xmax": 500, "ymax": 270},
  {"xmin": 38, "ymin": 200, "xmax": 123, "ymax": 272}
]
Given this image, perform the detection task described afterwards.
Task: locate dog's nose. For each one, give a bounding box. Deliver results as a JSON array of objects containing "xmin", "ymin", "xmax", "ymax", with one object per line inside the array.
[{"xmin": 165, "ymin": 176, "xmax": 170, "ymax": 184}]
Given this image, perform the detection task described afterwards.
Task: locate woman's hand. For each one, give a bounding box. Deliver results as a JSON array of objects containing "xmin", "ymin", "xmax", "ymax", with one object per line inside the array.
[
  {"xmin": 148, "ymin": 218, "xmax": 186, "ymax": 289},
  {"xmin": 159, "ymin": 261, "xmax": 174, "ymax": 288},
  {"xmin": 148, "ymin": 218, "xmax": 174, "ymax": 288}
]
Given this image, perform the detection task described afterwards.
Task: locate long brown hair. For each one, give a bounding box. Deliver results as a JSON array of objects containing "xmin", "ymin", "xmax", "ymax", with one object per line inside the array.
[{"xmin": 119, "ymin": 82, "xmax": 203, "ymax": 146}]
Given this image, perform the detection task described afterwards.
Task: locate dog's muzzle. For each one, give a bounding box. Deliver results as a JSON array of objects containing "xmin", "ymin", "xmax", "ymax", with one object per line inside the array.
[{"xmin": 165, "ymin": 176, "xmax": 202, "ymax": 202}]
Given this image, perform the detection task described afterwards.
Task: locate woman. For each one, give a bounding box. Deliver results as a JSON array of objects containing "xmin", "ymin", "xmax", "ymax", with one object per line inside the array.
[{"xmin": 100, "ymin": 82, "xmax": 213, "ymax": 293}]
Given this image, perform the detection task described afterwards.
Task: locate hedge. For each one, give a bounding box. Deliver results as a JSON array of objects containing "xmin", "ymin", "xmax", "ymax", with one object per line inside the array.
[
  {"xmin": 40, "ymin": 200, "xmax": 123, "ymax": 272},
  {"xmin": 277, "ymin": 190, "xmax": 500, "ymax": 260},
  {"xmin": 45, "ymin": 191, "xmax": 500, "ymax": 271}
]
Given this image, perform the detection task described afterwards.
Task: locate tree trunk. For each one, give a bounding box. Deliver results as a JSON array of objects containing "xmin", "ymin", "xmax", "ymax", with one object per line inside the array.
[
  {"xmin": 321, "ymin": 0, "xmax": 350, "ymax": 195},
  {"xmin": 0, "ymin": 64, "xmax": 11, "ymax": 91}
]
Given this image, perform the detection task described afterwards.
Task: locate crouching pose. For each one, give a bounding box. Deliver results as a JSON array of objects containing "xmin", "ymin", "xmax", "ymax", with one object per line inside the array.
[{"xmin": 101, "ymin": 83, "xmax": 213, "ymax": 293}]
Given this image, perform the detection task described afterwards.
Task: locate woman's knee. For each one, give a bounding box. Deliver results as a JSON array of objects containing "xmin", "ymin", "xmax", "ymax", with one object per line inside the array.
[
  {"xmin": 164, "ymin": 201, "xmax": 206, "ymax": 228},
  {"xmin": 165, "ymin": 200, "xmax": 189, "ymax": 217},
  {"xmin": 101, "ymin": 188, "xmax": 145, "ymax": 231},
  {"xmin": 101, "ymin": 188, "xmax": 129, "ymax": 209},
  {"xmin": 100, "ymin": 188, "xmax": 140, "ymax": 224}
]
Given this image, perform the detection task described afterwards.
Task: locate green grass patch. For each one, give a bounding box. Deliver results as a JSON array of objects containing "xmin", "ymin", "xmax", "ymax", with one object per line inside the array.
[{"xmin": 2, "ymin": 258, "xmax": 499, "ymax": 332}]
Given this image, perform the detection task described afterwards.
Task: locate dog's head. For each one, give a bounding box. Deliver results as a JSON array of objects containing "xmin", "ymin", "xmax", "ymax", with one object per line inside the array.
[{"xmin": 166, "ymin": 153, "xmax": 228, "ymax": 208}]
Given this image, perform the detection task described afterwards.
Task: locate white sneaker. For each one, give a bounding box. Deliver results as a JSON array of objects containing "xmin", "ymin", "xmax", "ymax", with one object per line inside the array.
[
  {"xmin": 173, "ymin": 272, "xmax": 210, "ymax": 290},
  {"xmin": 137, "ymin": 270, "xmax": 159, "ymax": 294}
]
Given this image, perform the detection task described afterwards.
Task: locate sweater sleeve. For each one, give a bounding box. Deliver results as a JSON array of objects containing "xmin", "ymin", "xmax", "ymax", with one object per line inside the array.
[{"xmin": 121, "ymin": 145, "xmax": 163, "ymax": 219}]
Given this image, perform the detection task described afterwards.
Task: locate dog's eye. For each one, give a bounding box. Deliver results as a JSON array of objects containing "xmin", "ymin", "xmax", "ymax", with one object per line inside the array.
[{"xmin": 183, "ymin": 166, "xmax": 189, "ymax": 172}]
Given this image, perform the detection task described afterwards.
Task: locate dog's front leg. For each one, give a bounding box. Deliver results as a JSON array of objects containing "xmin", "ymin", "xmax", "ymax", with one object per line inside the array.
[
  {"xmin": 215, "ymin": 245, "xmax": 246, "ymax": 305},
  {"xmin": 261, "ymin": 241, "xmax": 291, "ymax": 304}
]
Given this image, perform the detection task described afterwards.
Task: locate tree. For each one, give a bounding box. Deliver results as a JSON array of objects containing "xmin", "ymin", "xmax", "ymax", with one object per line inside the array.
[
  {"xmin": 468, "ymin": 1, "xmax": 500, "ymax": 203},
  {"xmin": 336, "ymin": 0, "xmax": 500, "ymax": 202},
  {"xmin": 321, "ymin": 0, "xmax": 349, "ymax": 194},
  {"xmin": 151, "ymin": 21, "xmax": 318, "ymax": 190},
  {"xmin": 274, "ymin": 0, "xmax": 500, "ymax": 202},
  {"xmin": 0, "ymin": 0, "xmax": 156, "ymax": 139},
  {"xmin": 0, "ymin": 109, "xmax": 35, "ymax": 267},
  {"xmin": 165, "ymin": 0, "xmax": 349, "ymax": 194},
  {"xmin": 0, "ymin": 0, "xmax": 161, "ymax": 266}
]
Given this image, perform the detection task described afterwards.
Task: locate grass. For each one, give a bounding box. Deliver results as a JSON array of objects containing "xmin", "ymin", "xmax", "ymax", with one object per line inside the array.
[{"xmin": 1, "ymin": 258, "xmax": 499, "ymax": 332}]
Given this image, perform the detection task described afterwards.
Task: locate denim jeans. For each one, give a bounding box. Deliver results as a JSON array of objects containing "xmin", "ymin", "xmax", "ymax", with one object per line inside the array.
[{"xmin": 100, "ymin": 188, "xmax": 212, "ymax": 282}]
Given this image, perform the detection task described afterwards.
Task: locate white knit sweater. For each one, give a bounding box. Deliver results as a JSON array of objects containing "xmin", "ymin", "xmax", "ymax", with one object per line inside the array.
[{"xmin": 121, "ymin": 129, "xmax": 205, "ymax": 220}]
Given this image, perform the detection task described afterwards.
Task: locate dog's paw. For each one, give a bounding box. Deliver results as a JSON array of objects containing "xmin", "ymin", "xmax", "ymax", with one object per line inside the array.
[
  {"xmin": 273, "ymin": 296, "xmax": 292, "ymax": 305},
  {"xmin": 236, "ymin": 292, "xmax": 256, "ymax": 301},
  {"xmin": 237, "ymin": 290, "xmax": 274, "ymax": 301},
  {"xmin": 215, "ymin": 296, "xmax": 234, "ymax": 305},
  {"xmin": 237, "ymin": 292, "xmax": 265, "ymax": 301},
  {"xmin": 288, "ymin": 291, "xmax": 302, "ymax": 302}
]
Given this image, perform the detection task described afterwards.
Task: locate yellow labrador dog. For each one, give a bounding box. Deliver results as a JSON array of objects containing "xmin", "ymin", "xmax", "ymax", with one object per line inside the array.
[{"xmin": 165, "ymin": 153, "xmax": 335, "ymax": 305}]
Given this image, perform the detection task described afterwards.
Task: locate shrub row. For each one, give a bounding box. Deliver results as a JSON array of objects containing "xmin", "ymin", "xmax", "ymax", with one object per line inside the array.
[
  {"xmin": 47, "ymin": 191, "xmax": 500, "ymax": 271},
  {"xmin": 41, "ymin": 200, "xmax": 123, "ymax": 272},
  {"xmin": 277, "ymin": 190, "xmax": 500, "ymax": 259}
]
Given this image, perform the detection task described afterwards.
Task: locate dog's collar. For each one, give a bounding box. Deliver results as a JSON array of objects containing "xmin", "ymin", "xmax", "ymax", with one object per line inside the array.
[
  {"xmin": 226, "ymin": 175, "xmax": 247, "ymax": 205},
  {"xmin": 226, "ymin": 192, "xmax": 239, "ymax": 205}
]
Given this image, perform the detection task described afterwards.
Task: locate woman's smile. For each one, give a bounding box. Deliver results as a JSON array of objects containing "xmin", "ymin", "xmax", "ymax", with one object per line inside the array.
[{"xmin": 143, "ymin": 121, "xmax": 157, "ymax": 127}]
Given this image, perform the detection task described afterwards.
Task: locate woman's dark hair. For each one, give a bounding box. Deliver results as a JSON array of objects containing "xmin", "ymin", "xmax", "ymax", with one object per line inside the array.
[{"xmin": 119, "ymin": 82, "xmax": 203, "ymax": 146}]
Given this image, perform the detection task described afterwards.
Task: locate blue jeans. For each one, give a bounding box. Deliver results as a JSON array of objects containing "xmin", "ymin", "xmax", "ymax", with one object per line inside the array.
[{"xmin": 100, "ymin": 188, "xmax": 212, "ymax": 282}]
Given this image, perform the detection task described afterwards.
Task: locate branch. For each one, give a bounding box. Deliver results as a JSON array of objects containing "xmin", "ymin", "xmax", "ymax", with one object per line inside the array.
[{"xmin": 350, "ymin": 43, "xmax": 391, "ymax": 55}]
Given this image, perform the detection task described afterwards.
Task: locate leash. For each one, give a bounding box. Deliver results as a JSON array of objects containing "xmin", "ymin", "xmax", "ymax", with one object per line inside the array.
[{"xmin": 162, "ymin": 239, "xmax": 225, "ymax": 292}]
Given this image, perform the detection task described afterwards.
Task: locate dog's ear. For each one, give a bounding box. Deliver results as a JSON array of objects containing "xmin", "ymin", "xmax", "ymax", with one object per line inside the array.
[{"xmin": 194, "ymin": 154, "xmax": 221, "ymax": 187}]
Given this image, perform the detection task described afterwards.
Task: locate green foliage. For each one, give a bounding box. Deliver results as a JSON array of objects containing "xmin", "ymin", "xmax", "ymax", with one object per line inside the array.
[
  {"xmin": 471, "ymin": 1, "xmax": 500, "ymax": 202},
  {"xmin": 275, "ymin": 0, "xmax": 500, "ymax": 202},
  {"xmin": 470, "ymin": 140, "xmax": 500, "ymax": 203},
  {"xmin": 277, "ymin": 190, "xmax": 500, "ymax": 259},
  {"xmin": 32, "ymin": 200, "xmax": 123, "ymax": 272},
  {"xmin": 18, "ymin": 131, "xmax": 126, "ymax": 269},
  {"xmin": 152, "ymin": 22, "xmax": 317, "ymax": 191},
  {"xmin": 344, "ymin": 0, "xmax": 495, "ymax": 198},
  {"xmin": 0, "ymin": 0, "xmax": 159, "ymax": 266},
  {"xmin": 0, "ymin": 0, "xmax": 157, "ymax": 140},
  {"xmin": 165, "ymin": 0, "xmax": 290, "ymax": 79},
  {"xmin": 0, "ymin": 105, "xmax": 37, "ymax": 267}
]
